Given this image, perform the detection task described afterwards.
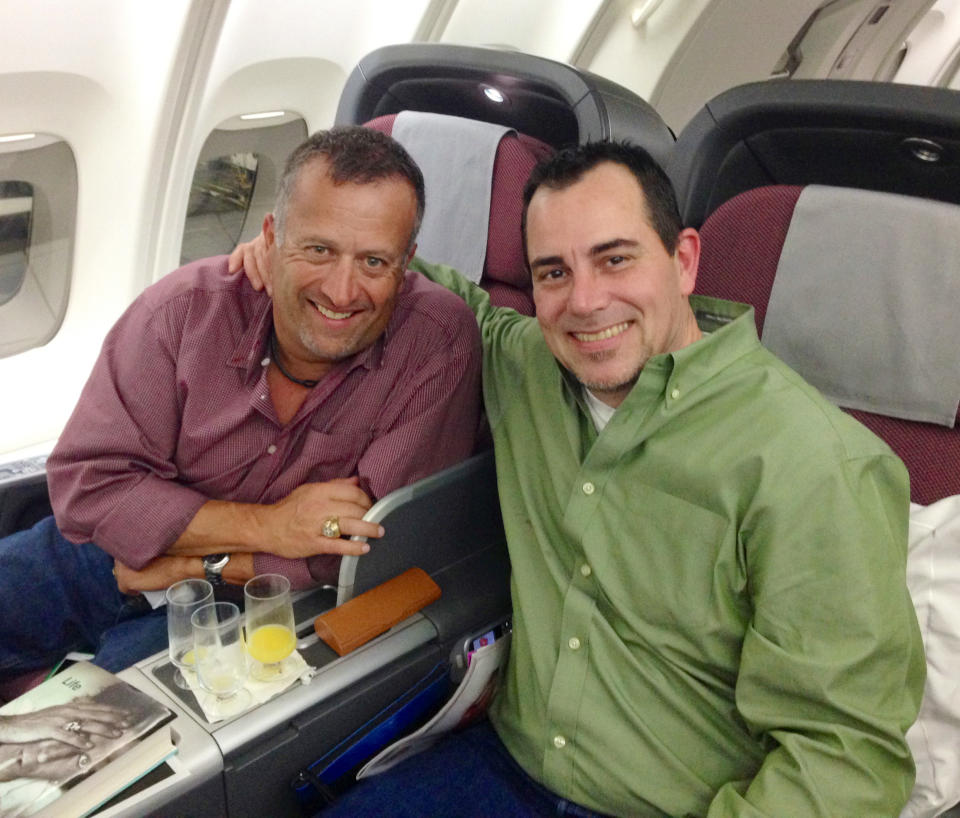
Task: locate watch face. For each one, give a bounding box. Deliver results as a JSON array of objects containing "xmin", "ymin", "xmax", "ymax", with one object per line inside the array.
[{"xmin": 204, "ymin": 553, "xmax": 229, "ymax": 571}]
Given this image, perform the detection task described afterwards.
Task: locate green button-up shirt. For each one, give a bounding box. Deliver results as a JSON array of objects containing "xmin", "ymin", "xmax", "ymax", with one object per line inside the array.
[{"xmin": 412, "ymin": 259, "xmax": 924, "ymax": 817}]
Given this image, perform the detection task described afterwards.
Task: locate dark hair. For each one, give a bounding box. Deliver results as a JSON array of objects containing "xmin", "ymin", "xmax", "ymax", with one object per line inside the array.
[
  {"xmin": 521, "ymin": 141, "xmax": 683, "ymax": 261},
  {"xmin": 274, "ymin": 126, "xmax": 426, "ymax": 251}
]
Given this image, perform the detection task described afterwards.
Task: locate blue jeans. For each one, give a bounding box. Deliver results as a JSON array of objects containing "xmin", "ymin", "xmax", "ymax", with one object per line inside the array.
[
  {"xmin": 319, "ymin": 720, "xmax": 611, "ymax": 818},
  {"xmin": 0, "ymin": 516, "xmax": 169, "ymax": 677}
]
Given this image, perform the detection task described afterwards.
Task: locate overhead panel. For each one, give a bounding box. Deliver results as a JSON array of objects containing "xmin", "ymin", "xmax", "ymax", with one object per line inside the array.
[
  {"xmin": 435, "ymin": 0, "xmax": 604, "ymax": 60},
  {"xmin": 785, "ymin": 0, "xmax": 937, "ymax": 81},
  {"xmin": 894, "ymin": 0, "xmax": 960, "ymax": 86},
  {"xmin": 636, "ymin": 0, "xmax": 825, "ymax": 132}
]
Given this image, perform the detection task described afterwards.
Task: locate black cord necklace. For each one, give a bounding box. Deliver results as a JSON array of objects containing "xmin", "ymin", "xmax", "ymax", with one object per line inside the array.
[{"xmin": 269, "ymin": 330, "xmax": 320, "ymax": 388}]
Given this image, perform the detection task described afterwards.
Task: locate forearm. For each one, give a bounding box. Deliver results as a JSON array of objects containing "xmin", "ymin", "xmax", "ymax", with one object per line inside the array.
[
  {"xmin": 114, "ymin": 552, "xmax": 255, "ymax": 592},
  {"xmin": 165, "ymin": 499, "xmax": 268, "ymax": 556},
  {"xmin": 409, "ymin": 257, "xmax": 495, "ymax": 318}
]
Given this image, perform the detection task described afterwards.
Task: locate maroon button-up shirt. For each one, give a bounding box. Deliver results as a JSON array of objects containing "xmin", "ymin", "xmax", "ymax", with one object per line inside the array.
[{"xmin": 47, "ymin": 256, "xmax": 482, "ymax": 588}]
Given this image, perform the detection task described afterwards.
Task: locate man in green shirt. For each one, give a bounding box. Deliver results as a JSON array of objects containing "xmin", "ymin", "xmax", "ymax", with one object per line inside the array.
[{"xmin": 234, "ymin": 141, "xmax": 924, "ymax": 816}]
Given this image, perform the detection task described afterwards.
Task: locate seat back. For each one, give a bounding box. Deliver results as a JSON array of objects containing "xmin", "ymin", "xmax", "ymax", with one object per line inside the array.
[
  {"xmin": 336, "ymin": 43, "xmax": 675, "ymax": 162},
  {"xmin": 697, "ymin": 183, "xmax": 960, "ymax": 505},
  {"xmin": 670, "ymin": 80, "xmax": 960, "ymax": 229}
]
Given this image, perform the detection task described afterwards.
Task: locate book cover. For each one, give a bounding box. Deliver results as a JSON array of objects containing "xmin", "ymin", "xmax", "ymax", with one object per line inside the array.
[{"xmin": 0, "ymin": 662, "xmax": 176, "ymax": 818}]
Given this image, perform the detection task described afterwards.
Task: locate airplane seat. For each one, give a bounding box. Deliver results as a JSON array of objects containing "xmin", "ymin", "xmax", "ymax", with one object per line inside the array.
[
  {"xmin": 674, "ymin": 78, "xmax": 960, "ymax": 505},
  {"xmin": 0, "ymin": 466, "xmax": 49, "ymax": 539},
  {"xmin": 363, "ymin": 112, "xmax": 553, "ymax": 315},
  {"xmin": 336, "ymin": 43, "xmax": 675, "ymax": 161},
  {"xmin": 696, "ymin": 183, "xmax": 960, "ymax": 506},
  {"xmin": 668, "ymin": 79, "xmax": 960, "ymax": 230}
]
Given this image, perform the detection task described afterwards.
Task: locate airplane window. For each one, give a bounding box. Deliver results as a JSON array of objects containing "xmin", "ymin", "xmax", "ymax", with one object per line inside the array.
[
  {"xmin": 181, "ymin": 115, "xmax": 307, "ymax": 265},
  {"xmin": 182, "ymin": 152, "xmax": 260, "ymax": 263},
  {"xmin": 0, "ymin": 137, "xmax": 77, "ymax": 359},
  {"xmin": 0, "ymin": 181, "xmax": 32, "ymax": 307}
]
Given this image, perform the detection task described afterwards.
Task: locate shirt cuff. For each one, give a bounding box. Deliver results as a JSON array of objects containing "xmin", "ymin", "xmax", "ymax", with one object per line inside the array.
[{"xmin": 89, "ymin": 477, "xmax": 208, "ymax": 568}]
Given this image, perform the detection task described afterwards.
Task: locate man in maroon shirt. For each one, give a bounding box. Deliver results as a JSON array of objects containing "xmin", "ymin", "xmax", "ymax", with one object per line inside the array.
[{"xmin": 0, "ymin": 127, "xmax": 481, "ymax": 675}]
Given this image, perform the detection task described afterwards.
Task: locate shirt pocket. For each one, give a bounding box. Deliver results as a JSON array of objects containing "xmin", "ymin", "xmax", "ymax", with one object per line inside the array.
[
  {"xmin": 297, "ymin": 429, "xmax": 372, "ymax": 483},
  {"xmin": 593, "ymin": 485, "xmax": 735, "ymax": 637}
]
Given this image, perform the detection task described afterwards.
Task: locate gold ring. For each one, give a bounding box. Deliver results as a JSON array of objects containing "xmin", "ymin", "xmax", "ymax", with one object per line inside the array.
[
  {"xmin": 321, "ymin": 516, "xmax": 341, "ymax": 539},
  {"xmin": 63, "ymin": 720, "xmax": 83, "ymax": 733}
]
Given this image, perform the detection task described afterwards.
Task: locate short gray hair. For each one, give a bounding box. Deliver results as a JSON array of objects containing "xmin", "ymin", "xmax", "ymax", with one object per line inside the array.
[{"xmin": 273, "ymin": 126, "xmax": 425, "ymax": 252}]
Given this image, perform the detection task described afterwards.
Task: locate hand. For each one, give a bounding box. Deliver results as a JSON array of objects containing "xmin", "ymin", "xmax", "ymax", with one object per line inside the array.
[
  {"xmin": 261, "ymin": 477, "xmax": 384, "ymax": 559},
  {"xmin": 0, "ymin": 699, "xmax": 130, "ymax": 750},
  {"xmin": 227, "ymin": 233, "xmax": 271, "ymax": 294},
  {"xmin": 0, "ymin": 740, "xmax": 84, "ymax": 782}
]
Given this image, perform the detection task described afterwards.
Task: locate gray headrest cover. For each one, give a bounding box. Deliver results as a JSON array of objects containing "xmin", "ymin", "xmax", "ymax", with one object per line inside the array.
[
  {"xmin": 762, "ymin": 185, "xmax": 960, "ymax": 427},
  {"xmin": 393, "ymin": 111, "xmax": 514, "ymax": 283}
]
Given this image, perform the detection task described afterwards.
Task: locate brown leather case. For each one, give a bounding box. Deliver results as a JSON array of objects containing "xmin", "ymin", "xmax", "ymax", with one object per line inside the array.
[{"xmin": 313, "ymin": 567, "xmax": 441, "ymax": 656}]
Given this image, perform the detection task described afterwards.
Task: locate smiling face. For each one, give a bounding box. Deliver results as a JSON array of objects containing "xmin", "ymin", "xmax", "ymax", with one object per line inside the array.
[
  {"xmin": 527, "ymin": 161, "xmax": 702, "ymax": 407},
  {"xmin": 264, "ymin": 158, "xmax": 418, "ymax": 381}
]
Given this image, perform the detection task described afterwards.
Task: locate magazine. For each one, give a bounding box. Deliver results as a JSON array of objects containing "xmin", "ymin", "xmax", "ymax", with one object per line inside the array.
[
  {"xmin": 0, "ymin": 662, "xmax": 176, "ymax": 818},
  {"xmin": 356, "ymin": 631, "xmax": 511, "ymax": 779}
]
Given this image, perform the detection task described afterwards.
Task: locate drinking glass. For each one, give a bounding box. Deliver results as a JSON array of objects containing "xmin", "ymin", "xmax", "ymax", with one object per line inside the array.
[
  {"xmin": 244, "ymin": 574, "xmax": 297, "ymax": 682},
  {"xmin": 165, "ymin": 578, "xmax": 213, "ymax": 689},
  {"xmin": 191, "ymin": 601, "xmax": 251, "ymax": 716}
]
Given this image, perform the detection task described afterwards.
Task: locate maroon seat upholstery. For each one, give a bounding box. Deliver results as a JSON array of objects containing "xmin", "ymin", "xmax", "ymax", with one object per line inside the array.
[
  {"xmin": 697, "ymin": 185, "xmax": 960, "ymax": 505},
  {"xmin": 365, "ymin": 114, "xmax": 553, "ymax": 315}
]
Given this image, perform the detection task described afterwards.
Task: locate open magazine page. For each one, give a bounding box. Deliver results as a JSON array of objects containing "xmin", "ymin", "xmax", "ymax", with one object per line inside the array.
[
  {"xmin": 357, "ymin": 632, "xmax": 511, "ymax": 779},
  {"xmin": 0, "ymin": 662, "xmax": 172, "ymax": 818}
]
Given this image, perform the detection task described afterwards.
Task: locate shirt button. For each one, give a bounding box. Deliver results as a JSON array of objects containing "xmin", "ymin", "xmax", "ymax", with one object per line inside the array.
[
  {"xmin": 267, "ymin": 444, "xmax": 277, "ymax": 455},
  {"xmin": 670, "ymin": 388, "xmax": 681, "ymax": 400},
  {"xmin": 261, "ymin": 357, "xmax": 270, "ymax": 367},
  {"xmin": 568, "ymin": 637, "xmax": 581, "ymax": 651},
  {"xmin": 260, "ymin": 394, "xmax": 267, "ymax": 401},
  {"xmin": 580, "ymin": 564, "xmax": 592, "ymax": 578},
  {"xmin": 553, "ymin": 735, "xmax": 567, "ymax": 749},
  {"xmin": 582, "ymin": 481, "xmax": 595, "ymax": 495}
]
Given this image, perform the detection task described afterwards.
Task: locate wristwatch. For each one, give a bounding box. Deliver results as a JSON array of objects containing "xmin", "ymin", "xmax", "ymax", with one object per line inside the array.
[{"xmin": 202, "ymin": 553, "xmax": 230, "ymax": 586}]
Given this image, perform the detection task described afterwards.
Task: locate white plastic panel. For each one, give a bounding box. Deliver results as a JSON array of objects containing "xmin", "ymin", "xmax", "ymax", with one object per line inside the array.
[
  {"xmin": 786, "ymin": 0, "xmax": 937, "ymax": 82},
  {"xmin": 896, "ymin": 0, "xmax": 960, "ymax": 85},
  {"xmin": 437, "ymin": 0, "xmax": 605, "ymax": 60}
]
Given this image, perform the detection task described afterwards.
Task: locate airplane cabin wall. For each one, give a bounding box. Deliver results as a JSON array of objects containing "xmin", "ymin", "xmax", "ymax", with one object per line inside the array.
[{"xmin": 0, "ymin": 0, "xmax": 197, "ymax": 459}]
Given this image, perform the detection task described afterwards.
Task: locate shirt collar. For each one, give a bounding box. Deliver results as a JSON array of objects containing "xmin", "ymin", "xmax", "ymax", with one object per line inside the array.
[{"xmin": 669, "ymin": 294, "xmax": 758, "ymax": 383}]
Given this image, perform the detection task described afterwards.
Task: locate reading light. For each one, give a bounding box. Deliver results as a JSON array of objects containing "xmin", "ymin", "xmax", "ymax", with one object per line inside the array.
[
  {"xmin": 239, "ymin": 111, "xmax": 286, "ymax": 121},
  {"xmin": 0, "ymin": 133, "xmax": 37, "ymax": 144},
  {"xmin": 901, "ymin": 137, "xmax": 945, "ymax": 164},
  {"xmin": 482, "ymin": 86, "xmax": 506, "ymax": 104}
]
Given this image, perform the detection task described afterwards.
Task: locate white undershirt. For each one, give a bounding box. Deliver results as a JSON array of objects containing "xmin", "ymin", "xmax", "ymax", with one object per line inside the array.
[{"xmin": 583, "ymin": 387, "xmax": 617, "ymax": 431}]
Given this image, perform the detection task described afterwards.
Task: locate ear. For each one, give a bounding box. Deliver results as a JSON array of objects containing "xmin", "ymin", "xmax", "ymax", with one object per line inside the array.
[
  {"xmin": 673, "ymin": 227, "xmax": 701, "ymax": 296},
  {"xmin": 403, "ymin": 242, "xmax": 417, "ymax": 270},
  {"xmin": 263, "ymin": 212, "xmax": 277, "ymax": 250}
]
